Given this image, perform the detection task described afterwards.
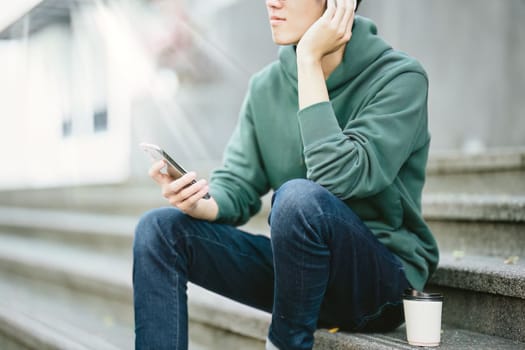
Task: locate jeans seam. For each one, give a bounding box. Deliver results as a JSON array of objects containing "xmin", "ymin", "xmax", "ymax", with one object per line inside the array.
[
  {"xmin": 152, "ymin": 215, "xmax": 182, "ymax": 349},
  {"xmin": 300, "ymin": 223, "xmax": 306, "ymax": 323},
  {"xmin": 173, "ymin": 273, "xmax": 179, "ymax": 349}
]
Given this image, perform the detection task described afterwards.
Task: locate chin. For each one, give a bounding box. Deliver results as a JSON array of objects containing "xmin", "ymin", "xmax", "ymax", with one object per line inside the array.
[{"xmin": 271, "ymin": 33, "xmax": 299, "ymax": 46}]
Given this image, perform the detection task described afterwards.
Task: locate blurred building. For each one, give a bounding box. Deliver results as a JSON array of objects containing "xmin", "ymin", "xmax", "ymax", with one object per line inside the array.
[
  {"xmin": 0, "ymin": 0, "xmax": 523, "ymax": 190},
  {"xmin": 0, "ymin": 0, "xmax": 276, "ymax": 190},
  {"xmin": 0, "ymin": 0, "xmax": 138, "ymax": 189}
]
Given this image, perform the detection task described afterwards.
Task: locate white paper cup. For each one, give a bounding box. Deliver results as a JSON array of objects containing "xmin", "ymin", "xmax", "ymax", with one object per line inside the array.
[{"xmin": 403, "ymin": 289, "xmax": 444, "ymax": 347}]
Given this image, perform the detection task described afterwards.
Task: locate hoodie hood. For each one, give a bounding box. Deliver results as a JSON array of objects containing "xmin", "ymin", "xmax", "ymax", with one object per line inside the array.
[{"xmin": 278, "ymin": 16, "xmax": 392, "ymax": 92}]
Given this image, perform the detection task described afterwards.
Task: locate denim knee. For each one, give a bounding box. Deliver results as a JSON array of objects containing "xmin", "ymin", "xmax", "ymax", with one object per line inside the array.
[
  {"xmin": 270, "ymin": 179, "xmax": 332, "ymax": 243},
  {"xmin": 133, "ymin": 207, "xmax": 188, "ymax": 260}
]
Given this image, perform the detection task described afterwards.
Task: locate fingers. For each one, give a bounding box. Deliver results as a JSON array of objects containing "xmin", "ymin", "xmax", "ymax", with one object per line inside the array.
[
  {"xmin": 163, "ymin": 171, "xmax": 198, "ymax": 197},
  {"xmin": 175, "ymin": 181, "xmax": 211, "ymax": 212},
  {"xmin": 331, "ymin": 0, "xmax": 346, "ymax": 25},
  {"xmin": 149, "ymin": 160, "xmax": 171, "ymax": 184},
  {"xmin": 162, "ymin": 172, "xmax": 210, "ymax": 211},
  {"xmin": 341, "ymin": 0, "xmax": 354, "ymax": 22},
  {"xmin": 333, "ymin": 0, "xmax": 354, "ymax": 42},
  {"xmin": 343, "ymin": 0, "xmax": 355, "ymax": 40},
  {"xmin": 323, "ymin": 0, "xmax": 336, "ymax": 19},
  {"xmin": 148, "ymin": 160, "xmax": 210, "ymax": 213}
]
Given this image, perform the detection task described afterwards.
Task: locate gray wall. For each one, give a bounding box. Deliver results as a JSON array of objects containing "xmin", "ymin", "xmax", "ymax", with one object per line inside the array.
[{"xmin": 359, "ymin": 0, "xmax": 525, "ymax": 151}]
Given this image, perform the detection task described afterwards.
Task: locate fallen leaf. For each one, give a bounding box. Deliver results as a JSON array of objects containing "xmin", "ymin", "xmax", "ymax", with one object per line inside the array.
[
  {"xmin": 452, "ymin": 250, "xmax": 465, "ymax": 260},
  {"xmin": 504, "ymin": 256, "xmax": 519, "ymax": 265}
]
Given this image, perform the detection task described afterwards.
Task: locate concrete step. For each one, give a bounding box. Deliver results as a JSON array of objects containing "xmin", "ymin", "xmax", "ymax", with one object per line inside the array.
[
  {"xmin": 0, "ymin": 205, "xmax": 270, "ymax": 255},
  {"xmin": 0, "ymin": 206, "xmax": 525, "ymax": 336},
  {"xmin": 0, "ymin": 207, "xmax": 136, "ymax": 255},
  {"xmin": 0, "ymin": 233, "xmax": 132, "ymax": 303},
  {"xmin": 0, "ymin": 183, "xmax": 163, "ymax": 216},
  {"xmin": 430, "ymin": 253, "xmax": 525, "ymax": 300},
  {"xmin": 0, "ymin": 305, "xmax": 121, "ymax": 350},
  {"xmin": 425, "ymin": 147, "xmax": 525, "ymax": 197},
  {"xmin": 423, "ymin": 194, "xmax": 525, "ymax": 222},
  {"xmin": 0, "ymin": 272, "xmax": 132, "ymax": 350},
  {"xmin": 424, "ymin": 170, "xmax": 525, "ymax": 196},
  {"xmin": 0, "ymin": 222, "xmax": 524, "ymax": 345},
  {"xmin": 0, "ymin": 240, "xmax": 523, "ymax": 350},
  {"xmin": 428, "ymin": 253, "xmax": 525, "ymax": 342},
  {"xmin": 426, "ymin": 147, "xmax": 525, "ymax": 175},
  {"xmin": 314, "ymin": 326, "xmax": 525, "ymax": 350},
  {"xmin": 427, "ymin": 217, "xmax": 524, "ymax": 260},
  {"xmin": 0, "ymin": 271, "xmax": 265, "ymax": 350},
  {"xmin": 423, "ymin": 194, "xmax": 525, "ymax": 258},
  {"xmin": 0, "ymin": 230, "xmax": 270, "ymax": 339}
]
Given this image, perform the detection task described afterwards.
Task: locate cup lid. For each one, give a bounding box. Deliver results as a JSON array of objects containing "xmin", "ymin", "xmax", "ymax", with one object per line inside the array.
[{"xmin": 403, "ymin": 289, "xmax": 444, "ymax": 301}]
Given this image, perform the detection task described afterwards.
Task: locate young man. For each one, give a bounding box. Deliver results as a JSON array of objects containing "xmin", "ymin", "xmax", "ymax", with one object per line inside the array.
[{"xmin": 133, "ymin": 0, "xmax": 439, "ymax": 349}]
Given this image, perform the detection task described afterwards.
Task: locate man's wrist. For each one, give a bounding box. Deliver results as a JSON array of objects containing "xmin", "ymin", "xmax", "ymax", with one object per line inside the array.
[{"xmin": 296, "ymin": 50, "xmax": 322, "ymax": 66}]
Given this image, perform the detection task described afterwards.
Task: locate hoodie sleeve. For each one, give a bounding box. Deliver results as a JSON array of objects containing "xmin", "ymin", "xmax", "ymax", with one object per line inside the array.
[
  {"xmin": 297, "ymin": 72, "xmax": 429, "ymax": 199},
  {"xmin": 209, "ymin": 83, "xmax": 271, "ymax": 226}
]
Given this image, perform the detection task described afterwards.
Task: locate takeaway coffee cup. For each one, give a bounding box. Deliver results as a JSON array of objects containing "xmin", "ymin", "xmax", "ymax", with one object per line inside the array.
[{"xmin": 403, "ymin": 289, "xmax": 444, "ymax": 347}]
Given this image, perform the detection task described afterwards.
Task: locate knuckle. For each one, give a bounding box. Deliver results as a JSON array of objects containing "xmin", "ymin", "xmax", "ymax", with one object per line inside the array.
[
  {"xmin": 179, "ymin": 186, "xmax": 191, "ymax": 199},
  {"xmin": 169, "ymin": 179, "xmax": 180, "ymax": 191}
]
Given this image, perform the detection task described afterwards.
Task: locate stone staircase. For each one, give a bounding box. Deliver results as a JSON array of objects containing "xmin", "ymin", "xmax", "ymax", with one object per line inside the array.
[
  {"xmin": 423, "ymin": 149, "xmax": 525, "ymax": 344},
  {"xmin": 0, "ymin": 148, "xmax": 524, "ymax": 349}
]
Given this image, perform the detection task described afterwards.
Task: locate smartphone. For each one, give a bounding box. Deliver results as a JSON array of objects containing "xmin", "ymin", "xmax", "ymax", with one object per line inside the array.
[{"xmin": 139, "ymin": 142, "xmax": 210, "ymax": 199}]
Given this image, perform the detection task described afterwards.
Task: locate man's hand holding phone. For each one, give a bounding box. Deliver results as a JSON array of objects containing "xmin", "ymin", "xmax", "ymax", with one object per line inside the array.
[{"xmin": 143, "ymin": 144, "xmax": 219, "ymax": 221}]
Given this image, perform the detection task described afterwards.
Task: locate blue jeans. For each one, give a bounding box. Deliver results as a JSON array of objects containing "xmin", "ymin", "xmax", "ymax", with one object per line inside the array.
[{"xmin": 133, "ymin": 179, "xmax": 410, "ymax": 350}]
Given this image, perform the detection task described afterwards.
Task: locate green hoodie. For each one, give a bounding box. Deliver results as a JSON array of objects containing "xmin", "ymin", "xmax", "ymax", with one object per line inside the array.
[{"xmin": 209, "ymin": 16, "xmax": 439, "ymax": 291}]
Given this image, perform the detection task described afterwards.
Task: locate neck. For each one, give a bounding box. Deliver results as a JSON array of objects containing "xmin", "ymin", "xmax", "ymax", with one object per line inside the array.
[{"xmin": 321, "ymin": 44, "xmax": 346, "ymax": 79}]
